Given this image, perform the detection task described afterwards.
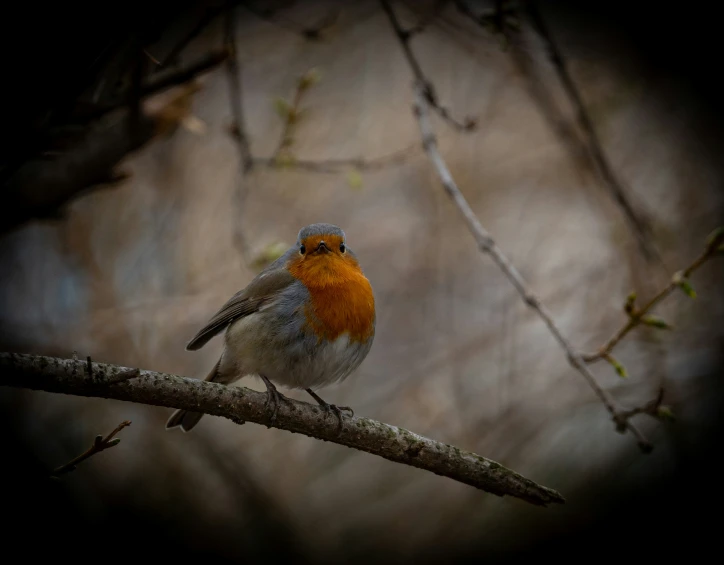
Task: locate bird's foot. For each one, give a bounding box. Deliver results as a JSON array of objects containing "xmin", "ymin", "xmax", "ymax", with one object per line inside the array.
[
  {"xmin": 306, "ymin": 388, "xmax": 353, "ymax": 432},
  {"xmin": 260, "ymin": 376, "xmax": 290, "ymax": 426}
]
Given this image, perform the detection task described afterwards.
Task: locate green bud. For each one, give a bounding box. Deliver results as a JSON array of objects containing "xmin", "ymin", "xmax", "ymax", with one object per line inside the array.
[
  {"xmin": 346, "ymin": 168, "xmax": 363, "ymax": 189},
  {"xmin": 624, "ymin": 292, "xmax": 637, "ymax": 314},
  {"xmin": 605, "ymin": 355, "xmax": 627, "ymax": 378},
  {"xmin": 676, "ymin": 277, "xmax": 696, "ymax": 299},
  {"xmin": 274, "ymin": 153, "xmax": 296, "ymax": 169},
  {"xmin": 705, "ymin": 226, "xmax": 724, "ymax": 253},
  {"xmin": 253, "ymin": 241, "xmax": 288, "ymax": 269},
  {"xmin": 642, "ymin": 315, "xmax": 672, "ymax": 330},
  {"xmin": 656, "ymin": 405, "xmax": 675, "ymax": 421},
  {"xmin": 106, "ymin": 438, "xmax": 121, "ymax": 447},
  {"xmin": 298, "ymin": 68, "xmax": 321, "ymax": 90},
  {"xmin": 273, "ymin": 97, "xmax": 291, "ymax": 119}
]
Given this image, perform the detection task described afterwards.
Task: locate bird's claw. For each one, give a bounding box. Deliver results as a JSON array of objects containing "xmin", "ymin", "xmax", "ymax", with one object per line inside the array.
[
  {"xmin": 261, "ymin": 376, "xmax": 289, "ymax": 426},
  {"xmin": 319, "ymin": 402, "xmax": 353, "ymax": 432},
  {"xmin": 305, "ymin": 388, "xmax": 353, "ymax": 433}
]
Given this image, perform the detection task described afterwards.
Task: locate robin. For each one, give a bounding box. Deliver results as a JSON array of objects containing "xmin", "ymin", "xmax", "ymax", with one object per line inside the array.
[{"xmin": 166, "ymin": 223, "xmax": 376, "ymax": 431}]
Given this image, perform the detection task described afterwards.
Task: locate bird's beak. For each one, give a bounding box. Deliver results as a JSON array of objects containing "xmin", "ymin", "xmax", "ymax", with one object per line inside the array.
[{"xmin": 315, "ymin": 241, "xmax": 331, "ymax": 254}]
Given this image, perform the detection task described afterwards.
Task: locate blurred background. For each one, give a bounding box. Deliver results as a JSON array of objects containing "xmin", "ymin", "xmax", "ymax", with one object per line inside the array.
[{"xmin": 2, "ymin": 0, "xmax": 723, "ymax": 562}]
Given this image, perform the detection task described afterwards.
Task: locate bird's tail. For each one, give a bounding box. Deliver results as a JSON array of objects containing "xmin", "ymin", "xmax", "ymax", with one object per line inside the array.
[{"xmin": 165, "ymin": 357, "xmax": 221, "ymax": 432}]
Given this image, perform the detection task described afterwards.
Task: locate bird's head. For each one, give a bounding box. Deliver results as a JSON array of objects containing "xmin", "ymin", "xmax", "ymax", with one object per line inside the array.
[{"xmin": 287, "ymin": 223, "xmax": 364, "ymax": 287}]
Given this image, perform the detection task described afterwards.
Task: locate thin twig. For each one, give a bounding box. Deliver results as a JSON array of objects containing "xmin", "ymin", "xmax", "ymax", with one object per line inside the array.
[
  {"xmin": 254, "ymin": 142, "xmax": 421, "ymax": 173},
  {"xmin": 1, "ymin": 352, "xmax": 564, "ymax": 506},
  {"xmin": 51, "ymin": 420, "xmax": 131, "ymax": 477},
  {"xmin": 271, "ymin": 70, "xmax": 319, "ymax": 163},
  {"xmin": 411, "ymin": 82, "xmax": 653, "ymax": 452},
  {"xmin": 613, "ymin": 388, "xmax": 667, "ymax": 432},
  {"xmin": 522, "ymin": 0, "xmax": 659, "ymax": 262},
  {"xmin": 454, "ymin": 0, "xmax": 519, "ymax": 41},
  {"xmin": 583, "ymin": 238, "xmax": 722, "ymax": 363},
  {"xmin": 404, "ymin": 0, "xmax": 452, "ymax": 37},
  {"xmin": 241, "ymin": 1, "xmax": 339, "ymax": 40},
  {"xmin": 224, "ymin": 5, "xmax": 254, "ymax": 173},
  {"xmin": 380, "ymin": 0, "xmax": 477, "ymax": 132},
  {"xmin": 224, "ymin": 6, "xmax": 254, "ymax": 267}
]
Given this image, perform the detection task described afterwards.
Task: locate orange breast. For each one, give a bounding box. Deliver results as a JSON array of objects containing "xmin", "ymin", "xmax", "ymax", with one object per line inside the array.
[{"xmin": 287, "ymin": 253, "xmax": 375, "ymax": 344}]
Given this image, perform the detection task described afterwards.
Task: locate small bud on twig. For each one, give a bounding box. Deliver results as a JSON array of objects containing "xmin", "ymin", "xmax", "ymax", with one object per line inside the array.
[
  {"xmin": 298, "ymin": 68, "xmax": 321, "ymax": 90},
  {"xmin": 641, "ymin": 315, "xmax": 673, "ymax": 330},
  {"xmin": 705, "ymin": 226, "xmax": 724, "ymax": 254},
  {"xmin": 624, "ymin": 292, "xmax": 637, "ymax": 315},
  {"xmin": 672, "ymin": 271, "xmax": 697, "ymax": 298},
  {"xmin": 604, "ymin": 353, "xmax": 627, "ymax": 378},
  {"xmin": 656, "ymin": 405, "xmax": 675, "ymax": 421}
]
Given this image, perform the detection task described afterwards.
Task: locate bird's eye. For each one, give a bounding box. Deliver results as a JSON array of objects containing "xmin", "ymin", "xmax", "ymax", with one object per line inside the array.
[
  {"xmin": 300, "ymin": 244, "xmax": 306, "ymax": 254},
  {"xmin": 339, "ymin": 243, "xmax": 346, "ymax": 253}
]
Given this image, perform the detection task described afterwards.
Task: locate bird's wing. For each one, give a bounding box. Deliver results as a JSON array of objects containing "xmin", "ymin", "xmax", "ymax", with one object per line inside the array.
[{"xmin": 186, "ymin": 264, "xmax": 296, "ymax": 351}]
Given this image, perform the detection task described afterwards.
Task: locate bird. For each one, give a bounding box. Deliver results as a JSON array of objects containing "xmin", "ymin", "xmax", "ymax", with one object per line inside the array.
[{"xmin": 166, "ymin": 223, "xmax": 376, "ymax": 432}]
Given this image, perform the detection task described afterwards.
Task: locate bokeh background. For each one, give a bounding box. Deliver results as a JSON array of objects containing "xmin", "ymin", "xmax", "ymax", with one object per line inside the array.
[{"xmin": 2, "ymin": 1, "xmax": 723, "ymax": 563}]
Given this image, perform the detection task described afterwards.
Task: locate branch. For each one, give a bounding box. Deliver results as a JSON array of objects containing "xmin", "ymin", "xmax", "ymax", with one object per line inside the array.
[
  {"xmin": 270, "ymin": 69, "xmax": 321, "ymax": 164},
  {"xmin": 1, "ymin": 80, "xmax": 207, "ymax": 235},
  {"xmin": 158, "ymin": 2, "xmax": 230, "ymax": 68},
  {"xmin": 404, "ymin": 0, "xmax": 452, "ymax": 37},
  {"xmin": 454, "ymin": 0, "xmax": 520, "ymax": 43},
  {"xmin": 583, "ymin": 228, "xmax": 724, "ymax": 364},
  {"xmin": 240, "ymin": 1, "xmax": 339, "ymax": 41},
  {"xmin": 522, "ymin": 0, "xmax": 659, "ymax": 262},
  {"xmin": 224, "ymin": 6, "xmax": 254, "ymax": 173},
  {"xmin": 612, "ymin": 387, "xmax": 674, "ymax": 433},
  {"xmin": 78, "ymin": 50, "xmax": 230, "ymax": 123},
  {"xmin": 411, "ymin": 83, "xmax": 654, "ymax": 452},
  {"xmin": 380, "ymin": 0, "xmax": 477, "ymax": 132},
  {"xmin": 51, "ymin": 420, "xmax": 131, "ymax": 477},
  {"xmin": 0, "ymin": 352, "xmax": 564, "ymax": 507},
  {"xmin": 253, "ymin": 142, "xmax": 421, "ymax": 174},
  {"xmin": 224, "ymin": 5, "xmax": 254, "ymax": 267}
]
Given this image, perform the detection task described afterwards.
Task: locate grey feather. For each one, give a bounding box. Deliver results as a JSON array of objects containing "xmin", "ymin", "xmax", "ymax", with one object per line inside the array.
[{"xmin": 185, "ymin": 253, "xmax": 297, "ymax": 351}]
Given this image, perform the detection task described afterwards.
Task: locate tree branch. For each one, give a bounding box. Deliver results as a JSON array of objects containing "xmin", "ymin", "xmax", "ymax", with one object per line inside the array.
[
  {"xmin": 78, "ymin": 50, "xmax": 230, "ymax": 123},
  {"xmin": 270, "ymin": 69, "xmax": 320, "ymax": 164},
  {"xmin": 583, "ymin": 228, "xmax": 723, "ymax": 363},
  {"xmin": 380, "ymin": 0, "xmax": 477, "ymax": 132},
  {"xmin": 224, "ymin": 5, "xmax": 253, "ymax": 174},
  {"xmin": 522, "ymin": 0, "xmax": 659, "ymax": 262},
  {"xmin": 158, "ymin": 2, "xmax": 230, "ymax": 68},
  {"xmin": 254, "ymin": 142, "xmax": 421, "ymax": 174},
  {"xmin": 0, "ymin": 352, "xmax": 564, "ymax": 507},
  {"xmin": 240, "ymin": 1, "xmax": 339, "ymax": 41},
  {"xmin": 411, "ymin": 82, "xmax": 654, "ymax": 452},
  {"xmin": 51, "ymin": 420, "xmax": 131, "ymax": 477}
]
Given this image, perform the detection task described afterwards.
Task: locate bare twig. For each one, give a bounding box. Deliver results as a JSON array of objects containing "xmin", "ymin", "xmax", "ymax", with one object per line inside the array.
[
  {"xmin": 613, "ymin": 388, "xmax": 669, "ymax": 433},
  {"xmin": 583, "ymin": 232, "xmax": 723, "ymax": 363},
  {"xmin": 51, "ymin": 420, "xmax": 131, "ymax": 477},
  {"xmin": 224, "ymin": 5, "xmax": 254, "ymax": 266},
  {"xmin": 1, "ymin": 352, "xmax": 564, "ymax": 506},
  {"xmin": 412, "ymin": 83, "xmax": 653, "ymax": 452},
  {"xmin": 380, "ymin": 0, "xmax": 477, "ymax": 132},
  {"xmin": 270, "ymin": 69, "xmax": 320, "ymax": 163},
  {"xmin": 241, "ymin": 1, "xmax": 339, "ymax": 41},
  {"xmin": 522, "ymin": 0, "xmax": 659, "ymax": 262},
  {"xmin": 255, "ymin": 142, "xmax": 421, "ymax": 173},
  {"xmin": 454, "ymin": 0, "xmax": 519, "ymax": 42},
  {"xmin": 404, "ymin": 0, "xmax": 452, "ymax": 37},
  {"xmin": 224, "ymin": 6, "xmax": 254, "ymax": 173}
]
